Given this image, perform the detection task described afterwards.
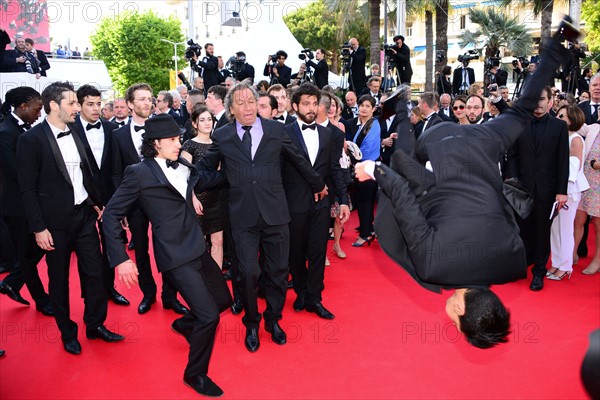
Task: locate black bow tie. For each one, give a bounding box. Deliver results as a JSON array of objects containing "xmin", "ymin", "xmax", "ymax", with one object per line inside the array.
[
  {"xmin": 19, "ymin": 122, "xmax": 32, "ymax": 130},
  {"xmin": 166, "ymin": 159, "xmax": 179, "ymax": 169},
  {"xmin": 116, "ymin": 121, "xmax": 126, "ymax": 126},
  {"xmin": 274, "ymin": 115, "xmax": 285, "ymax": 121},
  {"xmin": 302, "ymin": 123, "xmax": 316, "ymax": 130},
  {"xmin": 57, "ymin": 130, "xmax": 71, "ymax": 138},
  {"xmin": 86, "ymin": 121, "xmax": 101, "ymax": 131},
  {"xmin": 133, "ymin": 125, "xmax": 145, "ymax": 132}
]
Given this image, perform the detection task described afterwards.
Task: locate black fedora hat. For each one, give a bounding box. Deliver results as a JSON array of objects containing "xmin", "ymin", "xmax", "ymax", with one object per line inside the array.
[{"xmin": 142, "ymin": 114, "xmax": 186, "ymax": 140}]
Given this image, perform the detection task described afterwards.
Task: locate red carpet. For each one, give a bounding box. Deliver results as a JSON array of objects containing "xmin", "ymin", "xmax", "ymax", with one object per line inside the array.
[{"xmin": 1, "ymin": 212, "xmax": 598, "ymax": 399}]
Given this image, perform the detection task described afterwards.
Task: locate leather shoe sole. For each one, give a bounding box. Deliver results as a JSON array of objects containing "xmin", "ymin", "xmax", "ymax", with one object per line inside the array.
[
  {"xmin": 265, "ymin": 322, "xmax": 286, "ymax": 345},
  {"xmin": 62, "ymin": 338, "xmax": 82, "ymax": 355},
  {"xmin": 244, "ymin": 328, "xmax": 260, "ymax": 352}
]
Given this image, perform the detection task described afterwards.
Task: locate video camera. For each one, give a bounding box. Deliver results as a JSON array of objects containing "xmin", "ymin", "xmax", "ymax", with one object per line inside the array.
[
  {"xmin": 184, "ymin": 39, "xmax": 202, "ymax": 61},
  {"xmin": 227, "ymin": 52, "xmax": 247, "ymax": 79},
  {"xmin": 298, "ymin": 48, "xmax": 314, "ymax": 61},
  {"xmin": 383, "ymin": 43, "xmax": 399, "ymax": 57},
  {"xmin": 458, "ymin": 50, "xmax": 479, "ymax": 64},
  {"xmin": 512, "ymin": 56, "xmax": 530, "ymax": 69}
]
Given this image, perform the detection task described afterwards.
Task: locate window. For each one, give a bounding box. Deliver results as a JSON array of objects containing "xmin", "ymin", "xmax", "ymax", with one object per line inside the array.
[{"xmin": 460, "ymin": 15, "xmax": 466, "ymax": 30}]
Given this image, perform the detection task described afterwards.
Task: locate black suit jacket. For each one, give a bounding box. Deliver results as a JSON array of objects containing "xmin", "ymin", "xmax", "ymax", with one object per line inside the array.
[
  {"xmin": 437, "ymin": 110, "xmax": 453, "ymax": 122},
  {"xmin": 306, "ymin": 59, "xmax": 328, "ymax": 89},
  {"xmin": 349, "ymin": 46, "xmax": 367, "ymax": 93},
  {"xmin": 283, "ymin": 123, "xmax": 347, "ymax": 213},
  {"xmin": 35, "ymin": 50, "xmax": 50, "ymax": 76},
  {"xmin": 214, "ymin": 113, "xmax": 230, "ymax": 131},
  {"xmin": 237, "ymin": 63, "xmax": 255, "ymax": 83},
  {"xmin": 264, "ymin": 63, "xmax": 292, "ymax": 87},
  {"xmin": 341, "ymin": 105, "xmax": 356, "ymax": 121},
  {"xmin": 168, "ymin": 108, "xmax": 185, "ymax": 127},
  {"xmin": 17, "ymin": 120, "xmax": 101, "ymax": 233},
  {"xmin": 0, "ymin": 115, "xmax": 29, "ymax": 216},
  {"xmin": 0, "ymin": 30, "xmax": 9, "ymax": 72},
  {"xmin": 103, "ymin": 157, "xmax": 221, "ymax": 272},
  {"xmin": 506, "ymin": 114, "xmax": 569, "ymax": 202},
  {"xmin": 197, "ymin": 55, "xmax": 220, "ymax": 91},
  {"xmin": 578, "ymin": 100, "xmax": 600, "ymax": 125},
  {"xmin": 436, "ymin": 74, "xmax": 452, "ymax": 96},
  {"xmin": 3, "ymin": 48, "xmax": 40, "ymax": 74},
  {"xmin": 198, "ymin": 117, "xmax": 325, "ymax": 230},
  {"xmin": 111, "ymin": 123, "xmax": 142, "ymax": 189},
  {"xmin": 415, "ymin": 113, "xmax": 444, "ymax": 139},
  {"xmin": 74, "ymin": 116, "xmax": 118, "ymax": 205},
  {"xmin": 393, "ymin": 43, "xmax": 413, "ymax": 84},
  {"xmin": 452, "ymin": 66, "xmax": 476, "ymax": 95}
]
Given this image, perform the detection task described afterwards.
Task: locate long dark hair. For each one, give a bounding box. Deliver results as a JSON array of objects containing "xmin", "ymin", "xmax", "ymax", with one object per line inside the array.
[{"xmin": 191, "ymin": 104, "xmax": 214, "ymax": 138}]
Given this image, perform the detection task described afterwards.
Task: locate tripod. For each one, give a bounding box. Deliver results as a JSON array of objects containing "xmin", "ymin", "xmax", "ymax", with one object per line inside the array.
[
  {"xmin": 382, "ymin": 64, "xmax": 397, "ymax": 93},
  {"xmin": 339, "ymin": 58, "xmax": 354, "ymax": 93},
  {"xmin": 512, "ymin": 72, "xmax": 525, "ymax": 101},
  {"xmin": 566, "ymin": 67, "xmax": 578, "ymax": 95}
]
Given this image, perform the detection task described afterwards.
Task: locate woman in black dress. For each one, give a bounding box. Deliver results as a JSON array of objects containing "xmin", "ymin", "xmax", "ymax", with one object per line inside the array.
[{"xmin": 181, "ymin": 105, "xmax": 225, "ymax": 268}]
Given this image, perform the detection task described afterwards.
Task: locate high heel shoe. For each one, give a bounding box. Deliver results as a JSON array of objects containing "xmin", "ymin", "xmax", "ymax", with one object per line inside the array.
[
  {"xmin": 547, "ymin": 270, "xmax": 572, "ymax": 281},
  {"xmin": 333, "ymin": 244, "xmax": 346, "ymax": 259},
  {"xmin": 546, "ymin": 267, "xmax": 559, "ymax": 277},
  {"xmin": 581, "ymin": 263, "xmax": 600, "ymax": 275},
  {"xmin": 352, "ymin": 236, "xmax": 373, "ymax": 247}
]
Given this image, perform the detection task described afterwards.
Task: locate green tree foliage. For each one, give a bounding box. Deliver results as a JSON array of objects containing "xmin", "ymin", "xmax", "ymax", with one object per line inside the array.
[
  {"xmin": 90, "ymin": 10, "xmax": 184, "ymax": 95},
  {"xmin": 582, "ymin": 0, "xmax": 600, "ymax": 54},
  {"xmin": 296, "ymin": 0, "xmax": 370, "ymax": 70}
]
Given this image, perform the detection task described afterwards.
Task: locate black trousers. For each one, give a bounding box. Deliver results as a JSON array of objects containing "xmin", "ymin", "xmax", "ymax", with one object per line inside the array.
[
  {"xmin": 232, "ymin": 216, "xmax": 289, "ymax": 329},
  {"xmin": 128, "ymin": 207, "xmax": 177, "ymax": 302},
  {"xmin": 516, "ymin": 198, "xmax": 554, "ymax": 277},
  {"xmin": 45, "ymin": 206, "xmax": 108, "ymax": 340},
  {"xmin": 2, "ymin": 215, "xmax": 49, "ymax": 306},
  {"xmin": 163, "ymin": 253, "xmax": 231, "ymax": 378},
  {"xmin": 355, "ymin": 179, "xmax": 378, "ymax": 239},
  {"xmin": 289, "ymin": 207, "xmax": 330, "ymax": 304}
]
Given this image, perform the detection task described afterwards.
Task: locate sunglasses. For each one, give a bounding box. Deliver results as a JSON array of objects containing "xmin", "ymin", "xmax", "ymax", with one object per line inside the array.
[{"xmin": 452, "ymin": 105, "xmax": 465, "ymax": 110}]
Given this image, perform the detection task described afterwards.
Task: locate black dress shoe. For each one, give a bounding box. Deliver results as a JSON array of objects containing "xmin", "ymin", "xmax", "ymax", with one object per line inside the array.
[
  {"xmin": 530, "ymin": 276, "xmax": 544, "ymax": 291},
  {"xmin": 163, "ymin": 299, "xmax": 190, "ymax": 315},
  {"xmin": 306, "ymin": 302, "xmax": 335, "ymax": 319},
  {"xmin": 62, "ymin": 338, "xmax": 82, "ymax": 355},
  {"xmin": 36, "ymin": 302, "xmax": 54, "ymax": 316},
  {"xmin": 287, "ymin": 279, "xmax": 294, "ymax": 289},
  {"xmin": 265, "ymin": 322, "xmax": 286, "ymax": 345},
  {"xmin": 171, "ymin": 320, "xmax": 191, "ymax": 344},
  {"xmin": 293, "ymin": 294, "xmax": 305, "ymax": 311},
  {"xmin": 184, "ymin": 374, "xmax": 224, "ymax": 398},
  {"xmin": 138, "ymin": 296, "xmax": 156, "ymax": 314},
  {"xmin": 0, "ymin": 281, "xmax": 30, "ymax": 305},
  {"xmin": 127, "ymin": 240, "xmax": 135, "ymax": 250},
  {"xmin": 231, "ymin": 297, "xmax": 243, "ymax": 315},
  {"xmin": 0, "ymin": 349, "xmax": 5, "ymax": 357},
  {"xmin": 109, "ymin": 288, "xmax": 130, "ymax": 306},
  {"xmin": 86, "ymin": 325, "xmax": 125, "ymax": 342},
  {"xmin": 244, "ymin": 328, "xmax": 260, "ymax": 352}
]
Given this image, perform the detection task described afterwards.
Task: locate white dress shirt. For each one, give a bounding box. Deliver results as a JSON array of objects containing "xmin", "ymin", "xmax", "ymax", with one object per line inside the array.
[
  {"xmin": 47, "ymin": 120, "xmax": 89, "ymax": 206},
  {"xmin": 80, "ymin": 116, "xmax": 104, "ymax": 168},
  {"xmin": 155, "ymin": 157, "xmax": 190, "ymax": 199},
  {"xmin": 130, "ymin": 121, "xmax": 145, "ymax": 159},
  {"xmin": 297, "ymin": 119, "xmax": 319, "ymax": 166}
]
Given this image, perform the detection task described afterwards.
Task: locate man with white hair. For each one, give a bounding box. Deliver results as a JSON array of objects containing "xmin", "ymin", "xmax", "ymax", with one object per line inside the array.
[
  {"xmin": 169, "ymin": 89, "xmax": 186, "ymax": 127},
  {"xmin": 225, "ymin": 76, "xmax": 236, "ymax": 90}
]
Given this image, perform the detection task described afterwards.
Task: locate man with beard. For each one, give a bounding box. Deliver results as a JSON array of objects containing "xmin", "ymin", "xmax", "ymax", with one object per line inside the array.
[
  {"xmin": 283, "ymin": 83, "xmax": 349, "ymax": 319},
  {"xmin": 465, "ymin": 95, "xmax": 485, "ymax": 124},
  {"xmin": 110, "ymin": 98, "xmax": 130, "ymax": 127},
  {"xmin": 112, "ymin": 83, "xmax": 189, "ymax": 315},
  {"xmin": 193, "ymin": 43, "xmax": 219, "ymax": 94},
  {"xmin": 2, "ymin": 36, "xmax": 40, "ymax": 76}
]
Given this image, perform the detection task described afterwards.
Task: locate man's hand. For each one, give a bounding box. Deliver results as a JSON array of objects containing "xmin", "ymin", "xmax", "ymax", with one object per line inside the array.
[
  {"xmin": 35, "ymin": 229, "xmax": 55, "ymax": 251},
  {"xmin": 339, "ymin": 205, "xmax": 350, "ymax": 225},
  {"xmin": 381, "ymin": 134, "xmax": 395, "ymax": 147},
  {"xmin": 35, "ymin": 73, "xmax": 41, "ymax": 80},
  {"xmin": 16, "ymin": 56, "xmax": 25, "ymax": 64},
  {"xmin": 556, "ymin": 194, "xmax": 568, "ymax": 209},
  {"xmin": 355, "ymin": 161, "xmax": 374, "ymax": 182},
  {"xmin": 117, "ymin": 260, "xmax": 139, "ymax": 289},
  {"xmin": 192, "ymin": 195, "xmax": 204, "ymax": 216},
  {"xmin": 93, "ymin": 205, "xmax": 104, "ymax": 221},
  {"xmin": 314, "ymin": 185, "xmax": 328, "ymax": 202}
]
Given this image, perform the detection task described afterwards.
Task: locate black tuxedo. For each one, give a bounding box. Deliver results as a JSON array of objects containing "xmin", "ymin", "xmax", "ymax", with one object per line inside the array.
[
  {"xmin": 197, "ymin": 55, "xmax": 220, "ymax": 92},
  {"xmin": 213, "ymin": 113, "xmax": 230, "ymax": 131},
  {"xmin": 306, "ymin": 59, "xmax": 329, "ymax": 89},
  {"xmin": 437, "ymin": 110, "xmax": 453, "ymax": 121},
  {"xmin": 0, "ymin": 115, "xmax": 49, "ymax": 306},
  {"xmin": 392, "ymin": 43, "xmax": 413, "ymax": 84},
  {"xmin": 578, "ymin": 100, "xmax": 600, "ymax": 125},
  {"xmin": 349, "ymin": 46, "xmax": 367, "ymax": 93},
  {"xmin": 436, "ymin": 74, "xmax": 452, "ymax": 96},
  {"xmin": 579, "ymin": 76, "xmax": 590, "ymax": 94},
  {"xmin": 112, "ymin": 123, "xmax": 178, "ymax": 302},
  {"xmin": 236, "ymin": 63, "xmax": 255, "ymax": 83},
  {"xmin": 168, "ymin": 108, "xmax": 185, "ymax": 127},
  {"xmin": 103, "ymin": 157, "xmax": 230, "ymax": 379},
  {"xmin": 283, "ymin": 122, "xmax": 347, "ymax": 304},
  {"xmin": 452, "ymin": 66, "xmax": 476, "ymax": 95},
  {"xmin": 35, "ymin": 50, "xmax": 50, "ymax": 76},
  {"xmin": 17, "ymin": 120, "xmax": 108, "ymax": 340},
  {"xmin": 264, "ymin": 63, "xmax": 291, "ymax": 87},
  {"xmin": 506, "ymin": 113, "xmax": 569, "ymax": 277},
  {"xmin": 341, "ymin": 105, "xmax": 357, "ymax": 121},
  {"xmin": 273, "ymin": 113, "xmax": 296, "ymax": 126},
  {"xmin": 199, "ymin": 117, "xmax": 325, "ymax": 329},
  {"xmin": 415, "ymin": 112, "xmax": 444, "ymax": 139}
]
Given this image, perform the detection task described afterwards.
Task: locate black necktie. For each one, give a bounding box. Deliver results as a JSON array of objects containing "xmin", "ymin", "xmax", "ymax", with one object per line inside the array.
[
  {"xmin": 86, "ymin": 121, "xmax": 101, "ymax": 131},
  {"xmin": 134, "ymin": 125, "xmax": 144, "ymax": 132},
  {"xmin": 302, "ymin": 123, "xmax": 316, "ymax": 130},
  {"xmin": 57, "ymin": 130, "xmax": 71, "ymax": 138},
  {"xmin": 591, "ymin": 103, "xmax": 598, "ymax": 116},
  {"xmin": 166, "ymin": 159, "xmax": 179, "ymax": 169},
  {"xmin": 274, "ymin": 116, "xmax": 285, "ymax": 121},
  {"xmin": 241, "ymin": 125, "xmax": 252, "ymax": 156}
]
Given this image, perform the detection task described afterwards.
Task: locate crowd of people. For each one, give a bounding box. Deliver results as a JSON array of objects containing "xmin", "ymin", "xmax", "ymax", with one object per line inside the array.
[{"xmin": 0, "ymin": 25, "xmax": 599, "ymax": 397}]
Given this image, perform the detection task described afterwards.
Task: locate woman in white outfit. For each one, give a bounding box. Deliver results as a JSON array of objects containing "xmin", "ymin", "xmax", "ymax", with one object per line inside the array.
[{"xmin": 548, "ymin": 105, "xmax": 590, "ymax": 280}]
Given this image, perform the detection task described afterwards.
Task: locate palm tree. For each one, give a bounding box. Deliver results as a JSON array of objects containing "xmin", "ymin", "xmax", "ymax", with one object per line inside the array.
[
  {"xmin": 500, "ymin": 0, "xmax": 560, "ymax": 48},
  {"xmin": 407, "ymin": 0, "xmax": 436, "ymax": 91},
  {"xmin": 435, "ymin": 0, "xmax": 449, "ymax": 73}
]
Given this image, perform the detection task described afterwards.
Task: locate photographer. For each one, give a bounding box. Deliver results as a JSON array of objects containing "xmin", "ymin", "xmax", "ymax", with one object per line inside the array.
[
  {"xmin": 231, "ymin": 51, "xmax": 255, "ymax": 83},
  {"xmin": 290, "ymin": 63, "xmax": 309, "ymax": 87},
  {"xmin": 388, "ymin": 35, "xmax": 413, "ymax": 84},
  {"xmin": 488, "ymin": 65, "xmax": 507, "ymax": 87},
  {"xmin": 436, "ymin": 65, "xmax": 452, "ymax": 96},
  {"xmin": 562, "ymin": 40, "xmax": 586, "ymax": 94},
  {"xmin": 306, "ymin": 48, "xmax": 328, "ymax": 89},
  {"xmin": 348, "ymin": 38, "xmax": 367, "ymax": 94},
  {"xmin": 453, "ymin": 58, "xmax": 476, "ymax": 96},
  {"xmin": 263, "ymin": 50, "xmax": 291, "ymax": 87},
  {"xmin": 192, "ymin": 43, "xmax": 219, "ymax": 94}
]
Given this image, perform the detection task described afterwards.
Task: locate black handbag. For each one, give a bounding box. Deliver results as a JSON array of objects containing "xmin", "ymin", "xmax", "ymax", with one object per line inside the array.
[{"xmin": 503, "ymin": 178, "xmax": 534, "ymax": 219}]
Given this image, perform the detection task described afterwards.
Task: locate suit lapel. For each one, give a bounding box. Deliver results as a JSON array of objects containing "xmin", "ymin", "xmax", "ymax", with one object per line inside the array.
[
  {"xmin": 41, "ymin": 121, "xmax": 72, "ymax": 186},
  {"xmin": 100, "ymin": 119, "xmax": 112, "ymax": 169},
  {"xmin": 74, "ymin": 117, "xmax": 100, "ymax": 175},
  {"xmin": 123, "ymin": 123, "xmax": 140, "ymax": 160},
  {"xmin": 290, "ymin": 123, "xmax": 310, "ymax": 161},
  {"xmin": 179, "ymin": 157, "xmax": 200, "ymax": 214},
  {"xmin": 146, "ymin": 158, "xmax": 183, "ymax": 199},
  {"xmin": 314, "ymin": 125, "xmax": 327, "ymax": 165},
  {"xmin": 229, "ymin": 122, "xmax": 251, "ymax": 160},
  {"xmin": 253, "ymin": 118, "xmax": 268, "ymax": 159}
]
